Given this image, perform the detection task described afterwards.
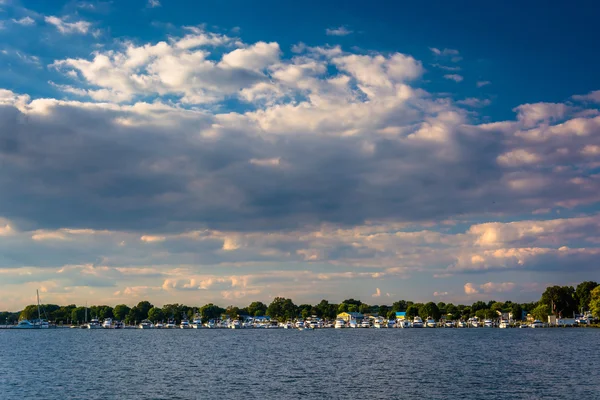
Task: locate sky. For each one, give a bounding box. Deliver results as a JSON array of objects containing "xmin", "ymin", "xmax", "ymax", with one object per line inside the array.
[{"xmin": 1, "ymin": 0, "xmax": 600, "ymax": 310}]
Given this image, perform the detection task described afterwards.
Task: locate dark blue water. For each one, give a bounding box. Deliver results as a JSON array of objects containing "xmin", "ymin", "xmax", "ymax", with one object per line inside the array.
[{"xmin": 1, "ymin": 328, "xmax": 599, "ymax": 399}]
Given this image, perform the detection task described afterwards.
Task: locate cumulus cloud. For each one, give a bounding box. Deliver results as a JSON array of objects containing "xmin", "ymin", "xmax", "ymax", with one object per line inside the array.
[
  {"xmin": 147, "ymin": 0, "xmax": 161, "ymax": 7},
  {"xmin": 465, "ymin": 282, "xmax": 515, "ymax": 295},
  {"xmin": 0, "ymin": 27, "xmax": 600, "ymax": 307},
  {"xmin": 572, "ymin": 90, "xmax": 600, "ymax": 104},
  {"xmin": 45, "ymin": 16, "xmax": 91, "ymax": 34},
  {"xmin": 326, "ymin": 26, "xmax": 353, "ymax": 36}
]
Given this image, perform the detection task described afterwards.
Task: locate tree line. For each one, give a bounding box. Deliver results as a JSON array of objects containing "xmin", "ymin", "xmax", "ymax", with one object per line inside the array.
[{"xmin": 2, "ymin": 281, "xmax": 599, "ymax": 325}]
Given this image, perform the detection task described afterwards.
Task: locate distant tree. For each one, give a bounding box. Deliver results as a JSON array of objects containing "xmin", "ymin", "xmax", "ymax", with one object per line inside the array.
[
  {"xmin": 590, "ymin": 286, "xmax": 600, "ymax": 319},
  {"xmin": 445, "ymin": 304, "xmax": 458, "ymax": 318},
  {"xmin": 148, "ymin": 307, "xmax": 164, "ymax": 322},
  {"xmin": 511, "ymin": 303, "xmax": 523, "ymax": 321},
  {"xmin": 475, "ymin": 310, "xmax": 487, "ymax": 320},
  {"xmin": 71, "ymin": 307, "xmax": 87, "ymax": 324},
  {"xmin": 405, "ymin": 305, "xmax": 419, "ymax": 318},
  {"xmin": 387, "ymin": 311, "xmax": 397, "ymax": 320},
  {"xmin": 436, "ymin": 302, "xmax": 446, "ymax": 313},
  {"xmin": 418, "ymin": 302, "xmax": 441, "ymax": 320},
  {"xmin": 226, "ymin": 306, "xmax": 241, "ymax": 319},
  {"xmin": 540, "ymin": 286, "xmax": 577, "ymax": 317},
  {"xmin": 471, "ymin": 301, "xmax": 487, "ymax": 312},
  {"xmin": 391, "ymin": 300, "xmax": 408, "ymax": 312},
  {"xmin": 266, "ymin": 297, "xmax": 297, "ymax": 321},
  {"xmin": 113, "ymin": 304, "xmax": 131, "ymax": 321},
  {"xmin": 247, "ymin": 301, "xmax": 267, "ymax": 317},
  {"xmin": 379, "ymin": 305, "xmax": 390, "ymax": 318},
  {"xmin": 200, "ymin": 303, "xmax": 225, "ymax": 322},
  {"xmin": 490, "ymin": 302, "xmax": 504, "ymax": 316},
  {"xmin": 342, "ymin": 299, "xmax": 362, "ymax": 307},
  {"xmin": 347, "ymin": 304, "xmax": 358, "ymax": 313},
  {"xmin": 337, "ymin": 303, "xmax": 348, "ymax": 313},
  {"xmin": 19, "ymin": 305, "xmax": 39, "ymax": 321},
  {"xmin": 576, "ymin": 281, "xmax": 599, "ymax": 312},
  {"xmin": 359, "ymin": 304, "xmax": 371, "ymax": 314},
  {"xmin": 135, "ymin": 301, "xmax": 154, "ymax": 320},
  {"xmin": 532, "ymin": 304, "xmax": 549, "ymax": 321},
  {"xmin": 461, "ymin": 307, "xmax": 472, "ymax": 319}
]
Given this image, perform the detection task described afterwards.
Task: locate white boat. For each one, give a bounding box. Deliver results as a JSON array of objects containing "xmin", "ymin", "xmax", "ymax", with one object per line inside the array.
[
  {"xmin": 483, "ymin": 319, "xmax": 494, "ymax": 328},
  {"xmin": 180, "ymin": 319, "xmax": 192, "ymax": 329},
  {"xmin": 87, "ymin": 318, "xmax": 101, "ymax": 329},
  {"xmin": 102, "ymin": 318, "xmax": 113, "ymax": 329},
  {"xmin": 348, "ymin": 319, "xmax": 358, "ymax": 328},
  {"xmin": 399, "ymin": 320, "xmax": 411, "ymax": 328},
  {"xmin": 165, "ymin": 320, "xmax": 176, "ymax": 329},
  {"xmin": 205, "ymin": 320, "xmax": 216, "ymax": 329},
  {"xmin": 412, "ymin": 316, "xmax": 424, "ymax": 328},
  {"xmin": 457, "ymin": 321, "xmax": 467, "ymax": 328},
  {"xmin": 192, "ymin": 317, "xmax": 203, "ymax": 329},
  {"xmin": 282, "ymin": 321, "xmax": 293, "ymax": 329},
  {"xmin": 334, "ymin": 319, "xmax": 346, "ymax": 329},
  {"xmin": 530, "ymin": 320, "xmax": 544, "ymax": 328},
  {"xmin": 14, "ymin": 320, "xmax": 35, "ymax": 329},
  {"xmin": 295, "ymin": 320, "xmax": 304, "ymax": 329},
  {"xmin": 230, "ymin": 320, "xmax": 241, "ymax": 329},
  {"xmin": 470, "ymin": 317, "xmax": 480, "ymax": 328},
  {"xmin": 444, "ymin": 321, "xmax": 454, "ymax": 328},
  {"xmin": 154, "ymin": 322, "xmax": 163, "ymax": 329},
  {"xmin": 499, "ymin": 320, "xmax": 510, "ymax": 329},
  {"xmin": 361, "ymin": 320, "xmax": 371, "ymax": 328},
  {"xmin": 387, "ymin": 320, "xmax": 395, "ymax": 328},
  {"xmin": 139, "ymin": 320, "xmax": 154, "ymax": 329},
  {"xmin": 425, "ymin": 317, "xmax": 436, "ymax": 328}
]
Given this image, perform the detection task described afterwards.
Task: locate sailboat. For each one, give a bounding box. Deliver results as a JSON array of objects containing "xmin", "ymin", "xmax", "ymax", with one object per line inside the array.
[{"xmin": 15, "ymin": 290, "xmax": 49, "ymax": 329}]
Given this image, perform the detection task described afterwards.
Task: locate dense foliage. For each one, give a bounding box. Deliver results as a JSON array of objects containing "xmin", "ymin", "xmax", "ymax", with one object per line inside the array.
[{"xmin": 2, "ymin": 281, "xmax": 598, "ymax": 324}]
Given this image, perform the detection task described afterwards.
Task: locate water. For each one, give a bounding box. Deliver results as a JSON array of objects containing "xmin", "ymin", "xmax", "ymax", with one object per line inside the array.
[{"xmin": 1, "ymin": 328, "xmax": 599, "ymax": 399}]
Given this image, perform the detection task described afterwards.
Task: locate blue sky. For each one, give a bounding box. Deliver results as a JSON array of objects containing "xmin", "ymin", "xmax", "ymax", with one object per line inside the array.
[{"xmin": 1, "ymin": 0, "xmax": 600, "ymax": 309}]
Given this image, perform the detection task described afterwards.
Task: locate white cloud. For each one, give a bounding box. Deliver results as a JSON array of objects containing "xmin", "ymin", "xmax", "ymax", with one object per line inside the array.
[
  {"xmin": 430, "ymin": 47, "xmax": 462, "ymax": 62},
  {"xmin": 477, "ymin": 81, "xmax": 491, "ymax": 88},
  {"xmin": 12, "ymin": 16, "xmax": 35, "ymax": 26},
  {"xmin": 514, "ymin": 102, "xmax": 569, "ymax": 127},
  {"xmin": 572, "ymin": 90, "xmax": 600, "ymax": 104},
  {"xmin": 147, "ymin": 0, "xmax": 161, "ymax": 7},
  {"xmin": 372, "ymin": 287, "xmax": 381, "ymax": 297},
  {"xmin": 326, "ymin": 26, "xmax": 353, "ymax": 36},
  {"xmin": 444, "ymin": 74, "xmax": 463, "ymax": 82},
  {"xmin": 45, "ymin": 16, "xmax": 91, "ymax": 34}
]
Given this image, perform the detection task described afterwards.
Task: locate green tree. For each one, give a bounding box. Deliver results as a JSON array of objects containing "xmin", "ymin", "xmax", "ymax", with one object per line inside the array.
[
  {"xmin": 490, "ymin": 302, "xmax": 504, "ymax": 316},
  {"xmin": 532, "ymin": 304, "xmax": 549, "ymax": 321},
  {"xmin": 589, "ymin": 286, "xmax": 600, "ymax": 319},
  {"xmin": 113, "ymin": 304, "xmax": 131, "ymax": 321},
  {"xmin": 359, "ymin": 303, "xmax": 371, "ymax": 314},
  {"xmin": 445, "ymin": 303, "xmax": 458, "ymax": 318},
  {"xmin": 391, "ymin": 300, "xmax": 408, "ymax": 312},
  {"xmin": 576, "ymin": 281, "xmax": 599, "ymax": 312},
  {"xmin": 475, "ymin": 309, "xmax": 487, "ymax": 320},
  {"xmin": 418, "ymin": 302, "xmax": 441, "ymax": 320},
  {"xmin": 347, "ymin": 304, "xmax": 358, "ymax": 313},
  {"xmin": 266, "ymin": 297, "xmax": 297, "ymax": 321},
  {"xmin": 337, "ymin": 303, "xmax": 348, "ymax": 313},
  {"xmin": 147, "ymin": 307, "xmax": 164, "ymax": 322},
  {"xmin": 471, "ymin": 301, "xmax": 487, "ymax": 312},
  {"xmin": 247, "ymin": 301, "xmax": 267, "ymax": 317},
  {"xmin": 342, "ymin": 299, "xmax": 362, "ymax": 307},
  {"xmin": 71, "ymin": 307, "xmax": 87, "ymax": 324},
  {"xmin": 405, "ymin": 305, "xmax": 419, "ymax": 318},
  {"xmin": 19, "ymin": 305, "xmax": 39, "ymax": 321},
  {"xmin": 511, "ymin": 303, "xmax": 523, "ymax": 321},
  {"xmin": 540, "ymin": 286, "xmax": 577, "ymax": 317},
  {"xmin": 135, "ymin": 301, "xmax": 154, "ymax": 320},
  {"xmin": 200, "ymin": 303, "xmax": 225, "ymax": 322}
]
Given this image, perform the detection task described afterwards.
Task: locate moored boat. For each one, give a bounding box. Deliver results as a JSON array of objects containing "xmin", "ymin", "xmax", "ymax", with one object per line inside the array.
[
  {"xmin": 425, "ymin": 317, "xmax": 436, "ymax": 328},
  {"xmin": 412, "ymin": 316, "xmax": 424, "ymax": 328},
  {"xmin": 334, "ymin": 319, "xmax": 346, "ymax": 329},
  {"xmin": 139, "ymin": 320, "xmax": 154, "ymax": 329}
]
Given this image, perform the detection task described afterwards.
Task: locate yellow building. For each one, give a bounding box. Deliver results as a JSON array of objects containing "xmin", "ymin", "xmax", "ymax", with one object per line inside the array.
[{"xmin": 336, "ymin": 312, "xmax": 364, "ymax": 322}]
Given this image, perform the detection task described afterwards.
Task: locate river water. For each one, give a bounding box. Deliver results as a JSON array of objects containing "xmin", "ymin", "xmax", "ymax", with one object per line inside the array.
[{"xmin": 1, "ymin": 328, "xmax": 599, "ymax": 399}]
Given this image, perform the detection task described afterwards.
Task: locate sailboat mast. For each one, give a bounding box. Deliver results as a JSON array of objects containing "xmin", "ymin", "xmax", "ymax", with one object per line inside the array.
[{"xmin": 36, "ymin": 290, "xmax": 41, "ymax": 327}]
